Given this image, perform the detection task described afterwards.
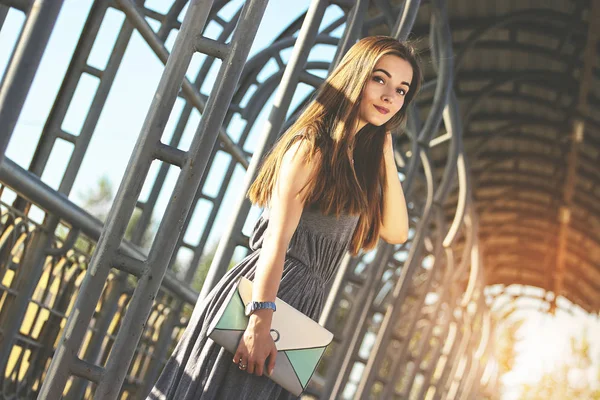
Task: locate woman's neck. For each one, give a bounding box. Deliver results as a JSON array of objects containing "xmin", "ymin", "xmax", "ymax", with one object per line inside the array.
[{"xmin": 350, "ymin": 118, "xmax": 368, "ymax": 143}]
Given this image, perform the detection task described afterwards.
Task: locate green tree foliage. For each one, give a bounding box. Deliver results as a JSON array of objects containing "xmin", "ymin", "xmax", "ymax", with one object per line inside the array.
[
  {"xmin": 78, "ymin": 176, "xmax": 241, "ymax": 294},
  {"xmin": 191, "ymin": 243, "xmax": 217, "ymax": 292},
  {"xmin": 495, "ymin": 318, "xmax": 524, "ymax": 377},
  {"xmin": 79, "ymin": 175, "xmax": 113, "ymax": 221},
  {"xmin": 191, "ymin": 242, "xmax": 239, "ymax": 292},
  {"xmin": 78, "ymin": 175, "xmax": 155, "ymax": 247}
]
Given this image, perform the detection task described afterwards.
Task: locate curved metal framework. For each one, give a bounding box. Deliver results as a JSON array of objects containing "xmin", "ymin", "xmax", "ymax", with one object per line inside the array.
[{"xmin": 0, "ymin": 0, "xmax": 597, "ymax": 399}]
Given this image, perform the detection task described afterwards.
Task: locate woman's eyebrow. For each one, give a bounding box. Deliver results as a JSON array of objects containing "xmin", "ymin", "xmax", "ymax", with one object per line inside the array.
[
  {"xmin": 373, "ymin": 68, "xmax": 410, "ymax": 88},
  {"xmin": 374, "ymin": 68, "xmax": 391, "ymax": 78}
]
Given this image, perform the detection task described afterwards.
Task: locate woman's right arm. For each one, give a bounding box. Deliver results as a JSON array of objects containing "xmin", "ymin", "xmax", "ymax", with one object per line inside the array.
[{"xmin": 234, "ymin": 139, "xmax": 320, "ymax": 377}]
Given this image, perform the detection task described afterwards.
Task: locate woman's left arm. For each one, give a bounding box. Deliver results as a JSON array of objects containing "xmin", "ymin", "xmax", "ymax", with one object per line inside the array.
[{"xmin": 379, "ymin": 131, "xmax": 409, "ymax": 244}]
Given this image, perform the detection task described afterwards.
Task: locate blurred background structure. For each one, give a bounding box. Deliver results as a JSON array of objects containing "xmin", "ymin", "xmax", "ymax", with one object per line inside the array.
[{"xmin": 0, "ymin": 0, "xmax": 599, "ymax": 399}]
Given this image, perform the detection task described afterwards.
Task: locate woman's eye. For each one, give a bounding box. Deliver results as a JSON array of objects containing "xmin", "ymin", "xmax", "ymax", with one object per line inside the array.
[
  {"xmin": 397, "ymin": 88, "xmax": 406, "ymax": 96},
  {"xmin": 373, "ymin": 76, "xmax": 384, "ymax": 84}
]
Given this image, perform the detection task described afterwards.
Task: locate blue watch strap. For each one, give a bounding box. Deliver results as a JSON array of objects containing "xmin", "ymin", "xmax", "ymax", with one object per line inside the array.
[{"xmin": 245, "ymin": 301, "xmax": 276, "ymax": 316}]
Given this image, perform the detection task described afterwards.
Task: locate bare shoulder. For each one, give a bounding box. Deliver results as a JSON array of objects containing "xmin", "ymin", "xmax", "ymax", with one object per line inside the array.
[
  {"xmin": 280, "ymin": 138, "xmax": 322, "ymax": 183},
  {"xmin": 268, "ymin": 138, "xmax": 321, "ymax": 244}
]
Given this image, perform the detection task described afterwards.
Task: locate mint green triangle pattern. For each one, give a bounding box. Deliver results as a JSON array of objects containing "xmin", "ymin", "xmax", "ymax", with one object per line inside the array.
[
  {"xmin": 286, "ymin": 347, "xmax": 326, "ymax": 387},
  {"xmin": 215, "ymin": 291, "xmax": 248, "ymax": 330}
]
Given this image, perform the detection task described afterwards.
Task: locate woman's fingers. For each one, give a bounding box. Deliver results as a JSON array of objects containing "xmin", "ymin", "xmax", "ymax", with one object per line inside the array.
[
  {"xmin": 252, "ymin": 340, "xmax": 277, "ymax": 376},
  {"xmin": 233, "ymin": 344, "xmax": 248, "ymax": 372},
  {"xmin": 235, "ymin": 331, "xmax": 277, "ymax": 376},
  {"xmin": 253, "ymin": 359, "xmax": 264, "ymax": 376},
  {"xmin": 236, "ymin": 354, "xmax": 269, "ymax": 376},
  {"xmin": 234, "ymin": 355, "xmax": 247, "ymax": 371},
  {"xmin": 266, "ymin": 344, "xmax": 277, "ymax": 375},
  {"xmin": 247, "ymin": 358, "xmax": 256, "ymax": 375}
]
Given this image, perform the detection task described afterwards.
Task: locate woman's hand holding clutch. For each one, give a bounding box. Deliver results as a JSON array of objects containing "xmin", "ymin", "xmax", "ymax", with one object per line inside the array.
[{"xmin": 233, "ymin": 310, "xmax": 277, "ymax": 376}]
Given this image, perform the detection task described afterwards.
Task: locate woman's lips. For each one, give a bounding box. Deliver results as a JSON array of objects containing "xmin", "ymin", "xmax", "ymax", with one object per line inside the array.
[{"xmin": 374, "ymin": 105, "xmax": 389, "ymax": 114}]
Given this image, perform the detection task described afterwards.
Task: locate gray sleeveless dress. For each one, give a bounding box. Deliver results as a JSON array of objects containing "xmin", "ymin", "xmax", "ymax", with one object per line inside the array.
[{"xmin": 147, "ymin": 204, "xmax": 360, "ymax": 400}]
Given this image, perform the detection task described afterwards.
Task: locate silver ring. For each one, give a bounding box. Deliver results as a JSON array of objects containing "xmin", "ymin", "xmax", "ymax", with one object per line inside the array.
[{"xmin": 238, "ymin": 357, "xmax": 247, "ymax": 370}]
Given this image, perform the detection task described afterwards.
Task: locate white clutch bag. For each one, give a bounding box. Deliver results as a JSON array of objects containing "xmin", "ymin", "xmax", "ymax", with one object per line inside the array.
[{"xmin": 207, "ymin": 276, "xmax": 334, "ymax": 396}]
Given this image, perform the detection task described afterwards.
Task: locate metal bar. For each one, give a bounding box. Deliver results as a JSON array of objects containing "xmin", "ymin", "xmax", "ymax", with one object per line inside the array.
[
  {"xmin": 373, "ymin": 0, "xmax": 397, "ymax": 30},
  {"xmin": 56, "ymin": 6, "xmax": 139, "ymax": 198},
  {"xmin": 0, "ymin": 6, "xmax": 8, "ymax": 32},
  {"xmin": 65, "ymin": 273, "xmax": 128, "ymax": 400},
  {"xmin": 137, "ymin": 138, "xmax": 244, "ymax": 397},
  {"xmin": 0, "ymin": 0, "xmax": 65, "ymax": 165},
  {"xmin": 56, "ymin": 129, "xmax": 78, "ymax": 144},
  {"xmin": 37, "ymin": 0, "xmax": 219, "ymax": 392},
  {"xmin": 153, "ymin": 142, "xmax": 188, "ymax": 168},
  {"xmin": 130, "ymin": 106, "xmax": 193, "ymax": 243},
  {"xmin": 194, "ymin": 36, "xmax": 231, "ymax": 59},
  {"xmin": 156, "ymin": 0, "xmax": 187, "ymax": 41},
  {"xmin": 434, "ymin": 94, "xmax": 461, "ymax": 206},
  {"xmin": 392, "ymin": 0, "xmax": 421, "ymax": 41},
  {"xmin": 113, "ymin": 250, "xmax": 147, "ymax": 277},
  {"xmin": 115, "ymin": 0, "xmax": 249, "ymax": 168},
  {"xmin": 82, "ymin": 63, "xmax": 104, "ymax": 78},
  {"xmin": 354, "ymin": 149, "xmax": 435, "ymax": 398},
  {"xmin": 323, "ymin": 244, "xmax": 395, "ymax": 399},
  {"xmin": 139, "ymin": 4, "xmax": 164, "ymax": 22},
  {"xmin": 381, "ymin": 208, "xmax": 444, "ymax": 399},
  {"xmin": 299, "ymin": 70, "xmax": 325, "ymax": 87},
  {"xmin": 133, "ymin": 296, "xmax": 182, "ymax": 399},
  {"xmin": 199, "ymin": 0, "xmax": 331, "ymax": 301},
  {"xmin": 15, "ymin": 10, "xmax": 133, "ymax": 351},
  {"xmin": 130, "ymin": 6, "xmax": 241, "ymax": 245},
  {"xmin": 24, "ymin": 0, "xmax": 110, "ymax": 180},
  {"xmin": 416, "ymin": 265, "xmax": 455, "ymax": 397},
  {"xmin": 0, "ymin": 157, "xmax": 198, "ymax": 303},
  {"xmin": 550, "ymin": 0, "xmax": 599, "ymax": 312},
  {"xmin": 0, "ymin": 0, "xmax": 32, "ymax": 12},
  {"xmin": 418, "ymin": 0, "xmax": 452, "ymax": 144},
  {"xmin": 93, "ymin": 0, "xmax": 270, "ymax": 397},
  {"xmin": 461, "ymin": 308, "xmax": 490, "ymax": 396},
  {"xmin": 318, "ymin": 253, "xmax": 353, "ymax": 325},
  {"xmin": 401, "ymin": 103, "xmax": 424, "ymax": 195},
  {"xmin": 433, "ymin": 321, "xmax": 463, "ymax": 400},
  {"xmin": 0, "ymin": 227, "xmax": 54, "ymax": 373},
  {"xmin": 328, "ymin": 0, "xmax": 369, "ymax": 73},
  {"xmin": 71, "ymin": 357, "xmax": 105, "ymax": 382},
  {"xmin": 330, "ymin": 0, "xmax": 354, "ymax": 10},
  {"xmin": 440, "ymin": 326, "xmax": 472, "ymax": 400}
]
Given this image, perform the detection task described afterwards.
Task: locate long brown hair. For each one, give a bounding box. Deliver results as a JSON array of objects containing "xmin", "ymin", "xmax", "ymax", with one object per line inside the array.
[{"xmin": 247, "ymin": 36, "xmax": 422, "ymax": 255}]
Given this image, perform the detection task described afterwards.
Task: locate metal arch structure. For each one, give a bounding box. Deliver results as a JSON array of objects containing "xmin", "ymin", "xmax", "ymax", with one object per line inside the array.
[{"xmin": 0, "ymin": 1, "xmax": 598, "ymax": 400}]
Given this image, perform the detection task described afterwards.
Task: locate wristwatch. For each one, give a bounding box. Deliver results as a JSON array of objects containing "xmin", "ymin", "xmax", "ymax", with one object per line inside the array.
[{"xmin": 245, "ymin": 301, "xmax": 277, "ymax": 316}]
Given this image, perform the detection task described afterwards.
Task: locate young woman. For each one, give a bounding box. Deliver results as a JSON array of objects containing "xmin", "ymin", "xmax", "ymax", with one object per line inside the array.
[{"xmin": 148, "ymin": 35, "xmax": 422, "ymax": 400}]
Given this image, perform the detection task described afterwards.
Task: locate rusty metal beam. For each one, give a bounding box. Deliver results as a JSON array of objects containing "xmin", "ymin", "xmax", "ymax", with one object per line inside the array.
[{"xmin": 550, "ymin": 0, "xmax": 600, "ymax": 313}]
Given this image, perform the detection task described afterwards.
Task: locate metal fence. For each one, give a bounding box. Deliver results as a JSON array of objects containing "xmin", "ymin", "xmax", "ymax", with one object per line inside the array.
[{"xmin": 0, "ymin": 0, "xmax": 497, "ymax": 399}]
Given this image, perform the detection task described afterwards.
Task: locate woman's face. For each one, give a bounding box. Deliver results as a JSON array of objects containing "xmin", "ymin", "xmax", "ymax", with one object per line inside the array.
[{"xmin": 356, "ymin": 54, "xmax": 413, "ymax": 130}]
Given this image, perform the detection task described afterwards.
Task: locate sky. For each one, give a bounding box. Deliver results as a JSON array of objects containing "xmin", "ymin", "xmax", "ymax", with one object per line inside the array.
[{"xmin": 1, "ymin": 1, "xmax": 599, "ymax": 398}]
